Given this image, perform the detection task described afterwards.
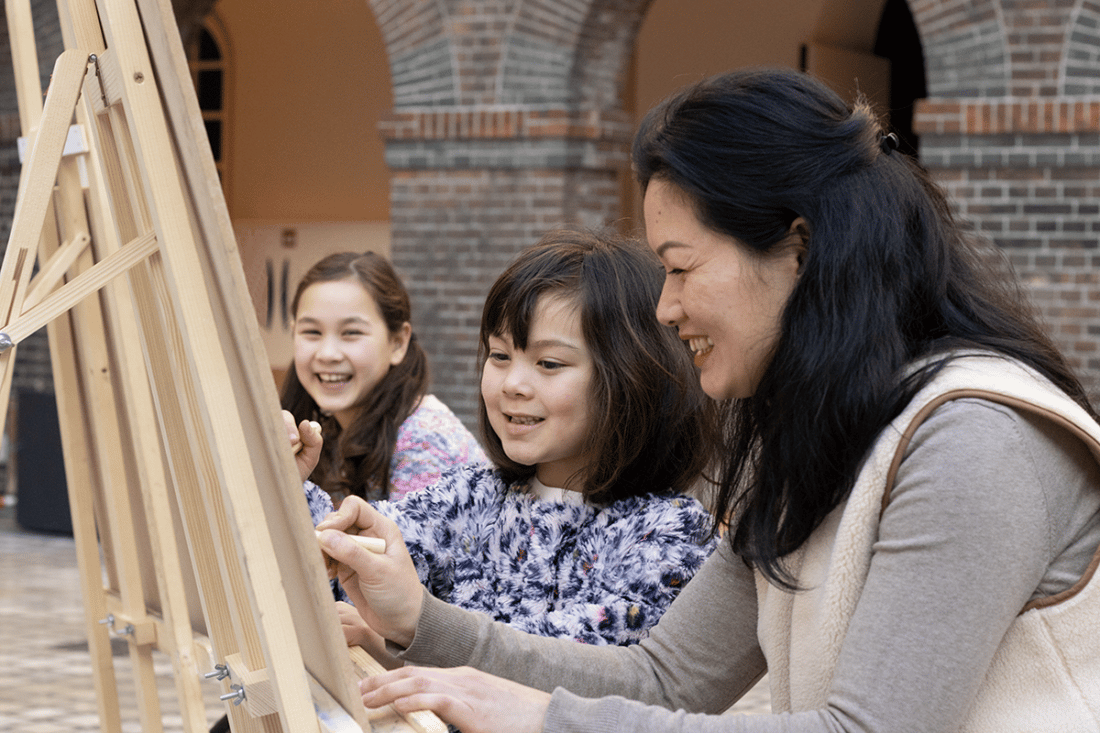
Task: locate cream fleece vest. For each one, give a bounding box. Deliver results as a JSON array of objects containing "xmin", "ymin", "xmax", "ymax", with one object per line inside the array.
[{"xmin": 755, "ymin": 354, "xmax": 1100, "ymax": 731}]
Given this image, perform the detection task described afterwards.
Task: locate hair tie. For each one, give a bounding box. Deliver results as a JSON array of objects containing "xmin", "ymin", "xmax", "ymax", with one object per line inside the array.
[{"xmin": 880, "ymin": 132, "xmax": 900, "ymax": 155}]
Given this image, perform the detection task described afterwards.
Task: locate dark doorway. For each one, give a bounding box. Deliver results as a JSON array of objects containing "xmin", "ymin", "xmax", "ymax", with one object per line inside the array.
[{"xmin": 874, "ymin": 0, "xmax": 927, "ymax": 156}]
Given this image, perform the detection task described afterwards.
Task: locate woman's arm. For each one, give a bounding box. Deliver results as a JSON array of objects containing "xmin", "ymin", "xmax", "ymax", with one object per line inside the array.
[
  {"xmin": 359, "ymin": 400, "xmax": 1093, "ymax": 733},
  {"xmin": 357, "ymin": 541, "xmax": 764, "ymax": 732},
  {"xmin": 401, "ymin": 539, "xmax": 763, "ymax": 712},
  {"xmin": 803, "ymin": 400, "xmax": 1079, "ymax": 732}
]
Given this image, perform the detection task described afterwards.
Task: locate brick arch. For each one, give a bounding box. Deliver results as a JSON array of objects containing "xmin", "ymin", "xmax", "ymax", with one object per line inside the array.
[
  {"xmin": 365, "ymin": 0, "xmax": 652, "ymax": 108},
  {"xmin": 570, "ymin": 0, "xmax": 654, "ymax": 107},
  {"xmin": 908, "ymin": 0, "xmax": 1008, "ymax": 98},
  {"xmin": 499, "ymin": 0, "xmax": 653, "ymax": 107},
  {"xmin": 1062, "ymin": 0, "xmax": 1100, "ymax": 96},
  {"xmin": 497, "ymin": 1, "xmax": 589, "ymax": 105},
  {"xmin": 366, "ymin": 0, "xmax": 457, "ymax": 106}
]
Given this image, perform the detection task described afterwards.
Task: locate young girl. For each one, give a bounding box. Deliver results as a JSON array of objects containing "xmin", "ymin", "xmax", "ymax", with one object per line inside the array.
[
  {"xmin": 312, "ymin": 228, "xmax": 718, "ymax": 648},
  {"xmin": 281, "ymin": 251, "xmax": 486, "ymax": 505}
]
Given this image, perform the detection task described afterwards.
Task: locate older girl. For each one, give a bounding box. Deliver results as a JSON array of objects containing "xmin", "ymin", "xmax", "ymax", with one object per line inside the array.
[{"xmin": 282, "ymin": 251, "xmax": 486, "ymax": 505}]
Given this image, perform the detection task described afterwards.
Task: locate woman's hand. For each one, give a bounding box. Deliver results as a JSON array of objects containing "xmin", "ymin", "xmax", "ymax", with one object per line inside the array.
[
  {"xmin": 283, "ymin": 410, "xmax": 322, "ymax": 482},
  {"xmin": 359, "ymin": 666, "xmax": 551, "ymax": 733},
  {"xmin": 335, "ymin": 601, "xmax": 404, "ymax": 670},
  {"xmin": 316, "ymin": 496, "xmax": 423, "ymax": 648}
]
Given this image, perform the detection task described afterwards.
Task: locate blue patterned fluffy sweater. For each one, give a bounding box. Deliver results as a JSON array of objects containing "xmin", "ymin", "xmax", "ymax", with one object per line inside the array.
[{"xmin": 305, "ymin": 462, "xmax": 716, "ymax": 646}]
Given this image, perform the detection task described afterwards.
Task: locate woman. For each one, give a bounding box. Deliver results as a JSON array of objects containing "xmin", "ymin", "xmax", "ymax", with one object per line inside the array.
[{"xmin": 318, "ymin": 68, "xmax": 1100, "ymax": 733}]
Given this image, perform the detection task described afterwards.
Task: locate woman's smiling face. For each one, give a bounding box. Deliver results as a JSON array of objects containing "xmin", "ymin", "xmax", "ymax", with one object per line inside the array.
[{"xmin": 643, "ymin": 179, "xmax": 803, "ymax": 401}]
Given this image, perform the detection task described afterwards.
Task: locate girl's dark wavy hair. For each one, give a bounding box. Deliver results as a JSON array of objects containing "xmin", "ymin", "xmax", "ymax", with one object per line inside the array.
[
  {"xmin": 632, "ymin": 67, "xmax": 1097, "ymax": 588},
  {"xmin": 281, "ymin": 251, "xmax": 429, "ymax": 501},
  {"xmin": 477, "ymin": 228, "xmax": 717, "ymax": 503}
]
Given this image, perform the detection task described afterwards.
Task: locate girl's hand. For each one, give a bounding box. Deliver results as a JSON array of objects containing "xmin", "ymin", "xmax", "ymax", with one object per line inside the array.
[
  {"xmin": 335, "ymin": 601, "xmax": 404, "ymax": 670},
  {"xmin": 359, "ymin": 666, "xmax": 551, "ymax": 733},
  {"xmin": 336, "ymin": 600, "xmax": 372, "ymax": 647},
  {"xmin": 316, "ymin": 497, "xmax": 423, "ymax": 647},
  {"xmin": 283, "ymin": 410, "xmax": 322, "ymax": 482}
]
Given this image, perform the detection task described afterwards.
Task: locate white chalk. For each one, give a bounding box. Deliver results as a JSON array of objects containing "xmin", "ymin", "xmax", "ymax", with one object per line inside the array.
[{"xmin": 315, "ymin": 530, "xmax": 385, "ymax": 554}]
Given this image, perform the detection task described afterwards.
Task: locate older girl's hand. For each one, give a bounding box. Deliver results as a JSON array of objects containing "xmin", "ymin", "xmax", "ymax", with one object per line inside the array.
[
  {"xmin": 282, "ymin": 410, "xmax": 322, "ymax": 482},
  {"xmin": 359, "ymin": 665, "xmax": 551, "ymax": 733},
  {"xmin": 316, "ymin": 496, "xmax": 423, "ymax": 647}
]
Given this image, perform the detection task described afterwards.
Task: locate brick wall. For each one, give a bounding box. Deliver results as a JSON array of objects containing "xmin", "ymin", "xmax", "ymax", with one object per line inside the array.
[
  {"xmin": 371, "ymin": 0, "xmax": 1100, "ymax": 425},
  {"xmin": 913, "ymin": 1, "xmax": 1100, "ymax": 399},
  {"xmin": 4, "ymin": 0, "xmax": 1099, "ymax": 424},
  {"xmin": 388, "ymin": 167, "xmax": 626, "ymax": 422}
]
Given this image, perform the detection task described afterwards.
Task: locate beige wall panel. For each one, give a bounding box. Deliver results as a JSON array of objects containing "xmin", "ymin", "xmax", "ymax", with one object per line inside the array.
[
  {"xmin": 626, "ymin": 0, "xmax": 892, "ymax": 225},
  {"xmin": 633, "ymin": 0, "xmax": 824, "ymax": 116},
  {"xmin": 803, "ymin": 42, "xmax": 891, "ymax": 118},
  {"xmin": 217, "ymin": 0, "xmax": 392, "ymax": 222},
  {"xmin": 234, "ymin": 220, "xmax": 392, "ymax": 373}
]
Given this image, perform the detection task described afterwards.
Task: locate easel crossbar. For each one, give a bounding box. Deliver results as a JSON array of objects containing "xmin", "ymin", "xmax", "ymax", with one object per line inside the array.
[{"xmin": 0, "ymin": 231, "xmax": 158, "ymax": 349}]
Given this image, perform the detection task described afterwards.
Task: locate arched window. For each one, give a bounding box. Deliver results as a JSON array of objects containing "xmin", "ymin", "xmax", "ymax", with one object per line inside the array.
[{"xmin": 185, "ymin": 17, "xmax": 231, "ymax": 201}]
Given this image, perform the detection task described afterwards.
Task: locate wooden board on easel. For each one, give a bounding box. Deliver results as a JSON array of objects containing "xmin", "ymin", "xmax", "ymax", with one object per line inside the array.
[{"xmin": 2, "ymin": 0, "xmax": 445, "ymax": 731}]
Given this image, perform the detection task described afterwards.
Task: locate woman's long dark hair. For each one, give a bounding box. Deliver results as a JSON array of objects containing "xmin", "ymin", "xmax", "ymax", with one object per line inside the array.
[
  {"xmin": 477, "ymin": 228, "xmax": 717, "ymax": 503},
  {"xmin": 632, "ymin": 67, "xmax": 1096, "ymax": 587},
  {"xmin": 281, "ymin": 251, "xmax": 429, "ymax": 501}
]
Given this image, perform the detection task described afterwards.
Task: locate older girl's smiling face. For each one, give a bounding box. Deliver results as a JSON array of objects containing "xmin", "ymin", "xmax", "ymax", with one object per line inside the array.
[
  {"xmin": 293, "ymin": 278, "xmax": 410, "ymax": 429},
  {"xmin": 643, "ymin": 179, "xmax": 803, "ymax": 401}
]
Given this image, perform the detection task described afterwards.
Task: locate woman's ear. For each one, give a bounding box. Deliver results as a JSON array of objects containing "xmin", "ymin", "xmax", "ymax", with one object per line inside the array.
[
  {"xmin": 788, "ymin": 216, "xmax": 810, "ymax": 269},
  {"xmin": 389, "ymin": 322, "xmax": 413, "ymax": 366}
]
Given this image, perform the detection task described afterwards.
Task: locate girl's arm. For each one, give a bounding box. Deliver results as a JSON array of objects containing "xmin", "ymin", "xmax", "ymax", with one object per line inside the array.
[{"xmin": 283, "ymin": 410, "xmax": 322, "ymax": 482}]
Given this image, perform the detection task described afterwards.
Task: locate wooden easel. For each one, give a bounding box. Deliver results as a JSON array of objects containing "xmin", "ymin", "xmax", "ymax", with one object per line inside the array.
[{"xmin": 3, "ymin": 1, "xmax": 444, "ymax": 731}]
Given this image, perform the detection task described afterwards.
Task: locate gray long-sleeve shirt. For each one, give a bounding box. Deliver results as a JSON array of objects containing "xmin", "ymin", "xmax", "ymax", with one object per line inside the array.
[{"xmin": 399, "ymin": 399, "xmax": 1100, "ymax": 732}]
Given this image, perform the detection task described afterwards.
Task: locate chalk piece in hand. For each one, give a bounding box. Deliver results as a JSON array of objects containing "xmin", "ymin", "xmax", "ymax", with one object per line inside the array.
[{"xmin": 315, "ymin": 530, "xmax": 385, "ymax": 554}]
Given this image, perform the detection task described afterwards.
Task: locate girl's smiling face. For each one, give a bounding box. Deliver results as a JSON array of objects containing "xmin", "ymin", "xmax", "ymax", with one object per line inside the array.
[
  {"xmin": 293, "ymin": 278, "xmax": 410, "ymax": 428},
  {"xmin": 644, "ymin": 178, "xmax": 803, "ymax": 400},
  {"xmin": 480, "ymin": 293, "xmax": 595, "ymax": 490}
]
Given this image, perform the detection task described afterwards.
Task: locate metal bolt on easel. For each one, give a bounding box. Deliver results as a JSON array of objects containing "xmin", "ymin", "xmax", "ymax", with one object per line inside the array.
[
  {"xmin": 204, "ymin": 663, "xmax": 230, "ymax": 681},
  {"xmin": 98, "ymin": 614, "xmax": 135, "ymax": 637},
  {"xmin": 220, "ymin": 684, "xmax": 246, "ymax": 706}
]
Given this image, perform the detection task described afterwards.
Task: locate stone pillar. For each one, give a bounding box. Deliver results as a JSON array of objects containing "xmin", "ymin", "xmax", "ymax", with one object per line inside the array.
[{"xmin": 370, "ymin": 0, "xmax": 647, "ymax": 428}]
